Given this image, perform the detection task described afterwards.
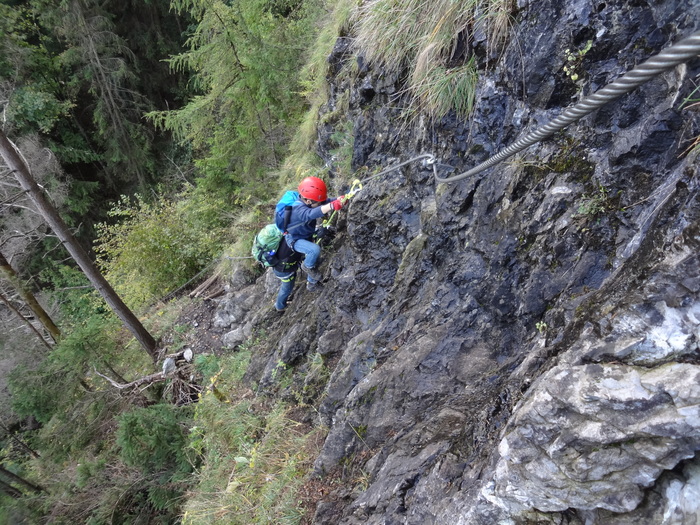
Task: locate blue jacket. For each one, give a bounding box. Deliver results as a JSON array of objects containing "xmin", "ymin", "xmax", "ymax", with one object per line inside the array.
[{"xmin": 285, "ymin": 196, "xmax": 329, "ymax": 242}]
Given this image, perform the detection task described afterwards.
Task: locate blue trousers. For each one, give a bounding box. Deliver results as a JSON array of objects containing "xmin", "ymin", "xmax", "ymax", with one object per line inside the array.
[
  {"xmin": 287, "ymin": 238, "xmax": 320, "ymax": 283},
  {"xmin": 273, "ymin": 269, "xmax": 296, "ymax": 310}
]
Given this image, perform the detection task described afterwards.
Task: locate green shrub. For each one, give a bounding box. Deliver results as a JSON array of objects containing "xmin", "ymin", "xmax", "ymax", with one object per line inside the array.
[
  {"xmin": 94, "ymin": 187, "xmax": 230, "ymax": 309},
  {"xmin": 9, "ymin": 361, "xmax": 82, "ymax": 425},
  {"xmin": 182, "ymin": 351, "xmax": 323, "ymax": 524},
  {"xmin": 117, "ymin": 404, "xmax": 194, "ymax": 475},
  {"xmin": 39, "ymin": 264, "xmax": 103, "ymax": 326}
]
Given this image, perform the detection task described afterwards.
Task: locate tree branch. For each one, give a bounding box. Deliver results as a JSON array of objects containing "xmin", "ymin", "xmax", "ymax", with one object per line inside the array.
[{"xmin": 94, "ymin": 368, "xmax": 167, "ymax": 390}]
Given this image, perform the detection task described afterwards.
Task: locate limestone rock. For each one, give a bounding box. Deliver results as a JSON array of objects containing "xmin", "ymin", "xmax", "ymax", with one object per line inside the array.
[{"xmin": 489, "ymin": 363, "xmax": 700, "ymax": 514}]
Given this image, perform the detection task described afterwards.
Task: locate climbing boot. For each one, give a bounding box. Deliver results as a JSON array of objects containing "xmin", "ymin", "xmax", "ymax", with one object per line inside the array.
[
  {"xmin": 306, "ymin": 281, "xmax": 324, "ymax": 292},
  {"xmin": 301, "ymin": 263, "xmax": 322, "ymax": 281}
]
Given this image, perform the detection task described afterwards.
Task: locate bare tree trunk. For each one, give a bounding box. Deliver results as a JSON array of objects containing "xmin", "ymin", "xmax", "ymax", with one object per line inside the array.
[
  {"xmin": 0, "ymin": 465, "xmax": 43, "ymax": 493},
  {"xmin": 0, "ymin": 479, "xmax": 22, "ymax": 498},
  {"xmin": 0, "ymin": 419, "xmax": 40, "ymax": 459},
  {"xmin": 0, "ymin": 291, "xmax": 52, "ymax": 351},
  {"xmin": 0, "ymin": 130, "xmax": 158, "ymax": 361},
  {"xmin": 95, "ymin": 369, "xmax": 167, "ymax": 390},
  {"xmin": 0, "ymin": 251, "xmax": 61, "ymax": 342}
]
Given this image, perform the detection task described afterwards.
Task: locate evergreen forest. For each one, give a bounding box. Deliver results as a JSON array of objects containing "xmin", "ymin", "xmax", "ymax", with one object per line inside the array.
[{"xmin": 0, "ymin": 0, "xmax": 357, "ymax": 521}]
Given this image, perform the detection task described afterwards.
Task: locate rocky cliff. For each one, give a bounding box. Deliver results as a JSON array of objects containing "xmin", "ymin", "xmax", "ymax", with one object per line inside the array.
[{"xmin": 212, "ymin": 0, "xmax": 700, "ymax": 523}]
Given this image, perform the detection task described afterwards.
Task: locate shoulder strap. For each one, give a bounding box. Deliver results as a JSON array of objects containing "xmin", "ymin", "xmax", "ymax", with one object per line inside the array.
[{"xmin": 283, "ymin": 205, "xmax": 293, "ymax": 232}]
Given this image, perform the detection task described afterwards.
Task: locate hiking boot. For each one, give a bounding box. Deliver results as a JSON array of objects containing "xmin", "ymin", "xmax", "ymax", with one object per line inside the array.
[
  {"xmin": 306, "ymin": 281, "xmax": 324, "ymax": 292},
  {"xmin": 301, "ymin": 264, "xmax": 322, "ymax": 281}
]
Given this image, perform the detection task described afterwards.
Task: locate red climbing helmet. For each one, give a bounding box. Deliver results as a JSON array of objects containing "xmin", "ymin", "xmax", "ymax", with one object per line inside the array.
[{"xmin": 298, "ymin": 176, "xmax": 327, "ymax": 202}]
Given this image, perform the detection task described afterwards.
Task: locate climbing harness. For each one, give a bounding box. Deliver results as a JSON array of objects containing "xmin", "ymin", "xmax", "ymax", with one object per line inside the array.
[{"xmin": 432, "ymin": 28, "xmax": 700, "ymax": 183}]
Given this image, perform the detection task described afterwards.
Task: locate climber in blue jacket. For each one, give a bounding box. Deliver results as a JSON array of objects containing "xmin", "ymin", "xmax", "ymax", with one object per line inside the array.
[{"xmin": 273, "ymin": 176, "xmax": 344, "ymax": 311}]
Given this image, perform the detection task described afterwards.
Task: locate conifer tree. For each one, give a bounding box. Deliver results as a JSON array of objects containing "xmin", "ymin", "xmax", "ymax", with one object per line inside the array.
[{"xmin": 56, "ymin": 0, "xmax": 154, "ymax": 189}]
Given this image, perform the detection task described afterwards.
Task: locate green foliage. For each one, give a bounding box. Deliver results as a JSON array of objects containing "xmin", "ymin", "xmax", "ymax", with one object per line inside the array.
[
  {"xmin": 117, "ymin": 404, "xmax": 194, "ymax": 475},
  {"xmin": 8, "ymin": 362, "xmax": 78, "ymax": 425},
  {"xmin": 183, "ymin": 351, "xmax": 321, "ymax": 524},
  {"xmin": 76, "ymin": 457, "xmax": 107, "ymax": 488},
  {"xmin": 194, "ymin": 354, "xmax": 223, "ymax": 381},
  {"xmin": 39, "ymin": 264, "xmax": 101, "ymax": 325},
  {"xmin": 575, "ymin": 184, "xmax": 611, "ymax": 217},
  {"xmin": 8, "ymin": 312, "xmax": 120, "ymax": 427},
  {"xmin": 563, "ymin": 40, "xmax": 593, "ymax": 83},
  {"xmin": 94, "ymin": 188, "xmax": 230, "ymax": 309},
  {"xmin": 6, "ymin": 86, "xmax": 74, "ymax": 133},
  {"xmin": 55, "ymin": 0, "xmax": 156, "ymax": 187},
  {"xmin": 63, "ymin": 179, "xmax": 101, "ymax": 217},
  {"xmin": 148, "ymin": 0, "xmax": 326, "ymax": 200},
  {"xmin": 292, "ymin": 0, "xmax": 355, "ymax": 153},
  {"xmin": 412, "ymin": 58, "xmax": 478, "ymax": 120},
  {"xmin": 328, "ymin": 119, "xmax": 355, "ymax": 178},
  {"xmin": 1, "ymin": 0, "xmax": 188, "ymax": 197},
  {"xmin": 680, "ymin": 80, "xmax": 700, "ymax": 156}
]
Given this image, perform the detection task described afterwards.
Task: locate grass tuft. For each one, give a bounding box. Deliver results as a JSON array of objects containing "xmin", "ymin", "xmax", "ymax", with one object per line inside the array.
[
  {"xmin": 353, "ymin": 0, "xmax": 514, "ymax": 120},
  {"xmin": 181, "ymin": 352, "xmax": 324, "ymax": 524}
]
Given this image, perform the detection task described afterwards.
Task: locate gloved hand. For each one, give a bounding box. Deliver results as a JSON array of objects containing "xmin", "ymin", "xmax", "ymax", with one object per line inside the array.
[
  {"xmin": 315, "ymin": 226, "xmax": 330, "ymax": 240},
  {"xmin": 330, "ymin": 196, "xmax": 345, "ymax": 211},
  {"xmin": 315, "ymin": 225, "xmax": 336, "ymax": 244}
]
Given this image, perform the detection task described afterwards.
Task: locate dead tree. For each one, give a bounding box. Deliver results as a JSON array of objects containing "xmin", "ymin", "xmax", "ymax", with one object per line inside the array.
[
  {"xmin": 95, "ymin": 348, "xmax": 200, "ymax": 405},
  {"xmin": 0, "ymin": 291, "xmax": 52, "ymax": 351},
  {"xmin": 0, "ymin": 465, "xmax": 43, "ymax": 493},
  {"xmin": 0, "ymin": 250, "xmax": 60, "ymax": 342},
  {"xmin": 0, "ymin": 419, "xmax": 40, "ymax": 459},
  {"xmin": 0, "ymin": 130, "xmax": 158, "ymax": 361},
  {"xmin": 0, "ymin": 479, "xmax": 22, "ymax": 498}
]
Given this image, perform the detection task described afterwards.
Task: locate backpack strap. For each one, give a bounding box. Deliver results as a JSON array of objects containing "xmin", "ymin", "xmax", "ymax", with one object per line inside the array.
[{"xmin": 282, "ymin": 206, "xmax": 293, "ymax": 233}]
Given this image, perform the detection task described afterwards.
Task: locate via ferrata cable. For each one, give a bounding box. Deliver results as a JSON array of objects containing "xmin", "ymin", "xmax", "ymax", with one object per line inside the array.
[{"xmin": 433, "ymin": 28, "xmax": 700, "ymax": 183}]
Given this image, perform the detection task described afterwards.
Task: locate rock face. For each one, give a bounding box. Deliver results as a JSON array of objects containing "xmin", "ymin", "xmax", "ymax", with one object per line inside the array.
[
  {"xmin": 491, "ymin": 363, "xmax": 700, "ymax": 513},
  {"xmin": 213, "ymin": 0, "xmax": 700, "ymax": 522}
]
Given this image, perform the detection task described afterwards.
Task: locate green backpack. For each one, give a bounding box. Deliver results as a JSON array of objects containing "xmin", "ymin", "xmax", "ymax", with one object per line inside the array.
[{"xmin": 251, "ymin": 223, "xmax": 285, "ymax": 268}]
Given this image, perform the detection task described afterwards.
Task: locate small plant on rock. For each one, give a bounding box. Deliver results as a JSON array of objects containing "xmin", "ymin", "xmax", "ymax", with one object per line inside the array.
[
  {"xmin": 680, "ymin": 80, "xmax": 700, "ymax": 156},
  {"xmin": 575, "ymin": 184, "xmax": 611, "ymax": 218},
  {"xmin": 563, "ymin": 40, "xmax": 593, "ymax": 83}
]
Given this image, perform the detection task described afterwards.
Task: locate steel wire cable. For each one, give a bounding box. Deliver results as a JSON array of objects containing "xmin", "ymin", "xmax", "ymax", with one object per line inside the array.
[{"xmin": 434, "ymin": 28, "xmax": 700, "ymax": 183}]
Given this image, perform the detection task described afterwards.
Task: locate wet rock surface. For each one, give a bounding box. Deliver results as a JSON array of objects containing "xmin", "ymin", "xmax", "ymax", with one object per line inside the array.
[{"xmin": 210, "ymin": 0, "xmax": 700, "ymax": 522}]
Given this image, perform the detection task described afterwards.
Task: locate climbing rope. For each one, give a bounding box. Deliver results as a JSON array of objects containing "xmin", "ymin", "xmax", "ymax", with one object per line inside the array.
[
  {"xmin": 318, "ymin": 153, "xmax": 438, "ymax": 229},
  {"xmin": 357, "ymin": 154, "xmax": 437, "ymax": 184},
  {"xmin": 431, "ymin": 28, "xmax": 700, "ymax": 183}
]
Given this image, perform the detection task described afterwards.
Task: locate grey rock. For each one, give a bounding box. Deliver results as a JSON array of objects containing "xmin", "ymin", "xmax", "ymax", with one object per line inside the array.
[{"xmin": 490, "ymin": 363, "xmax": 700, "ymax": 514}]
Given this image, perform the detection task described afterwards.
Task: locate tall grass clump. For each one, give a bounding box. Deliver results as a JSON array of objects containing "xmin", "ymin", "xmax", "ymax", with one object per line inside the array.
[
  {"xmin": 412, "ymin": 57, "xmax": 478, "ymax": 119},
  {"xmin": 354, "ymin": 0, "xmax": 514, "ymax": 120},
  {"xmin": 291, "ymin": 0, "xmax": 356, "ymax": 150},
  {"xmin": 181, "ymin": 351, "xmax": 324, "ymax": 524}
]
